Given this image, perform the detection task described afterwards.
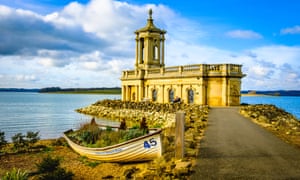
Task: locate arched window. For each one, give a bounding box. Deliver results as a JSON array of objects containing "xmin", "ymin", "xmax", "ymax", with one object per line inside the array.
[
  {"xmin": 153, "ymin": 39, "xmax": 158, "ymax": 60},
  {"xmin": 188, "ymin": 89, "xmax": 194, "ymax": 104},
  {"xmin": 169, "ymin": 89, "xmax": 174, "ymax": 103},
  {"xmin": 153, "ymin": 46, "xmax": 158, "ymax": 60},
  {"xmin": 141, "ymin": 38, "xmax": 144, "ymax": 63},
  {"xmin": 152, "ymin": 89, "xmax": 157, "ymax": 102}
]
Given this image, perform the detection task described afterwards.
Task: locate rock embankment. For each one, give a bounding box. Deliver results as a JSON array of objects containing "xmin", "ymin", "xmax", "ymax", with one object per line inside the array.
[
  {"xmin": 240, "ymin": 104, "xmax": 300, "ymax": 148},
  {"xmin": 76, "ymin": 99, "xmax": 208, "ymax": 179}
]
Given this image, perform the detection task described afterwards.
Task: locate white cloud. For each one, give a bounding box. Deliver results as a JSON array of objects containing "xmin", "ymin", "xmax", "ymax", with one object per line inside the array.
[
  {"xmin": 15, "ymin": 74, "xmax": 37, "ymax": 81},
  {"xmin": 1, "ymin": 0, "xmax": 300, "ymax": 90},
  {"xmin": 280, "ymin": 25, "xmax": 300, "ymax": 35},
  {"xmin": 226, "ymin": 30, "xmax": 262, "ymax": 39},
  {"xmin": 0, "ymin": 4, "xmax": 12, "ymax": 15},
  {"xmin": 247, "ymin": 66, "xmax": 274, "ymax": 78}
]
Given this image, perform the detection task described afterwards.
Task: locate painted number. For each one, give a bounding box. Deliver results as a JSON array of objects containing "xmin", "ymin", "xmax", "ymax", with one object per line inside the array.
[{"xmin": 144, "ymin": 138, "xmax": 157, "ymax": 149}]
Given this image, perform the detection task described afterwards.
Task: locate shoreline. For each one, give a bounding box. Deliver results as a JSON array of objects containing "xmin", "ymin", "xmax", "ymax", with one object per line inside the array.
[
  {"xmin": 1, "ymin": 100, "xmax": 209, "ymax": 179},
  {"xmin": 241, "ymin": 94, "xmax": 271, "ymax": 96},
  {"xmin": 1, "ymin": 101, "xmax": 299, "ymax": 178}
]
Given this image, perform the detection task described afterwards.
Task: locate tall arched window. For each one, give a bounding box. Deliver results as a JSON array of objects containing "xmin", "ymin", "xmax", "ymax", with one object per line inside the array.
[
  {"xmin": 188, "ymin": 89, "xmax": 194, "ymax": 104},
  {"xmin": 169, "ymin": 89, "xmax": 174, "ymax": 103},
  {"xmin": 153, "ymin": 46, "xmax": 158, "ymax": 60},
  {"xmin": 153, "ymin": 39, "xmax": 158, "ymax": 60},
  {"xmin": 152, "ymin": 89, "xmax": 157, "ymax": 102},
  {"xmin": 141, "ymin": 38, "xmax": 144, "ymax": 63}
]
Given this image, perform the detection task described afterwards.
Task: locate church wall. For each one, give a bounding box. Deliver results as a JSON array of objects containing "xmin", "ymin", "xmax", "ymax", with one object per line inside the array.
[
  {"xmin": 120, "ymin": 10, "xmax": 245, "ymax": 106},
  {"xmin": 228, "ymin": 78, "xmax": 242, "ymax": 106},
  {"xmin": 143, "ymin": 77, "xmax": 207, "ymax": 104},
  {"xmin": 207, "ymin": 77, "xmax": 224, "ymax": 106}
]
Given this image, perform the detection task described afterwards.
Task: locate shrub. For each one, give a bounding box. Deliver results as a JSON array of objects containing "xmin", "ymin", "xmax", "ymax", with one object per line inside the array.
[
  {"xmin": 11, "ymin": 131, "xmax": 40, "ymax": 152},
  {"xmin": 26, "ymin": 131, "xmax": 40, "ymax": 146},
  {"xmin": 0, "ymin": 130, "xmax": 7, "ymax": 151},
  {"xmin": 36, "ymin": 156, "xmax": 60, "ymax": 174},
  {"xmin": 2, "ymin": 168, "xmax": 29, "ymax": 180},
  {"xmin": 11, "ymin": 133, "xmax": 27, "ymax": 151},
  {"xmin": 78, "ymin": 124, "xmax": 101, "ymax": 144},
  {"xmin": 122, "ymin": 129, "xmax": 147, "ymax": 141},
  {"xmin": 39, "ymin": 167, "xmax": 74, "ymax": 180},
  {"xmin": 36, "ymin": 156, "xmax": 74, "ymax": 180}
]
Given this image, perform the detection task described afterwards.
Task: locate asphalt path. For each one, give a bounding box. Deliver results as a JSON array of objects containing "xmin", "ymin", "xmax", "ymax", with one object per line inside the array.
[{"xmin": 191, "ymin": 107, "xmax": 300, "ymax": 179}]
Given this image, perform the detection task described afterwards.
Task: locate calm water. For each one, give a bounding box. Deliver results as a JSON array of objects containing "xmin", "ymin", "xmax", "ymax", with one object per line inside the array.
[
  {"xmin": 0, "ymin": 92, "xmax": 299, "ymax": 141},
  {"xmin": 0, "ymin": 92, "xmax": 121, "ymax": 141},
  {"xmin": 241, "ymin": 96, "xmax": 300, "ymax": 120}
]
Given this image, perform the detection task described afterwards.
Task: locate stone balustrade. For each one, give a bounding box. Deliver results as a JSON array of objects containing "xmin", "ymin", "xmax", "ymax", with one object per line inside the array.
[{"xmin": 121, "ymin": 64, "xmax": 243, "ymax": 80}]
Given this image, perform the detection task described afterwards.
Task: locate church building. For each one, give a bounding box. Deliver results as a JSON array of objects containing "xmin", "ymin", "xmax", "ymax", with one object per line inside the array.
[{"xmin": 121, "ymin": 9, "xmax": 245, "ymax": 106}]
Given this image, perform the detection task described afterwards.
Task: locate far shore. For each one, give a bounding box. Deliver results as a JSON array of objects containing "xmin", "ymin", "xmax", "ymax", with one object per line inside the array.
[{"xmin": 241, "ymin": 93, "xmax": 272, "ymax": 97}]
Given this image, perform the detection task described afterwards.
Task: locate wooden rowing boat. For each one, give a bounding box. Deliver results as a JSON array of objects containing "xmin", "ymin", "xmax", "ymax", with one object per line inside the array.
[{"xmin": 63, "ymin": 128, "xmax": 162, "ymax": 162}]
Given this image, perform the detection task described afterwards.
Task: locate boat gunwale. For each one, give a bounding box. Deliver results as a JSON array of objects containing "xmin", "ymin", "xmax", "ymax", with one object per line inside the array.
[{"xmin": 63, "ymin": 128, "xmax": 162, "ymax": 151}]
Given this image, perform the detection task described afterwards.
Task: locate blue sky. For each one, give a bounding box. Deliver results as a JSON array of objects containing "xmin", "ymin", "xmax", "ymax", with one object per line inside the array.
[{"xmin": 0, "ymin": 0, "xmax": 300, "ymax": 90}]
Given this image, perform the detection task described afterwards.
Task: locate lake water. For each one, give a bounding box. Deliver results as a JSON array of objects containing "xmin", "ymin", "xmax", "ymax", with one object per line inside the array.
[
  {"xmin": 0, "ymin": 92, "xmax": 121, "ymax": 141},
  {"xmin": 241, "ymin": 96, "xmax": 300, "ymax": 120},
  {"xmin": 0, "ymin": 92, "xmax": 299, "ymax": 141}
]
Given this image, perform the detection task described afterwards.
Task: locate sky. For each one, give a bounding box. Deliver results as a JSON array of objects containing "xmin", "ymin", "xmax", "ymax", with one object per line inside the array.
[{"xmin": 0, "ymin": 0, "xmax": 300, "ymax": 90}]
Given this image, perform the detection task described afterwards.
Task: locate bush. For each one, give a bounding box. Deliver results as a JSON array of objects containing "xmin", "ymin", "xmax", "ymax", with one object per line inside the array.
[
  {"xmin": 11, "ymin": 131, "xmax": 40, "ymax": 152},
  {"xmin": 67, "ymin": 123, "xmax": 148, "ymax": 148},
  {"xmin": 11, "ymin": 133, "xmax": 27, "ymax": 151},
  {"xmin": 36, "ymin": 156, "xmax": 74, "ymax": 180},
  {"xmin": 0, "ymin": 130, "xmax": 7, "ymax": 151},
  {"xmin": 39, "ymin": 167, "xmax": 74, "ymax": 180},
  {"xmin": 78, "ymin": 124, "xmax": 101, "ymax": 144},
  {"xmin": 2, "ymin": 168, "xmax": 29, "ymax": 180},
  {"xmin": 123, "ymin": 129, "xmax": 146, "ymax": 141},
  {"xmin": 26, "ymin": 131, "xmax": 40, "ymax": 146},
  {"xmin": 36, "ymin": 156, "xmax": 60, "ymax": 174}
]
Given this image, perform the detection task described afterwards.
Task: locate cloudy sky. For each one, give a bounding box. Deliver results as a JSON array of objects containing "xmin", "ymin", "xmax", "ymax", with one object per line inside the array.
[{"xmin": 0, "ymin": 0, "xmax": 300, "ymax": 90}]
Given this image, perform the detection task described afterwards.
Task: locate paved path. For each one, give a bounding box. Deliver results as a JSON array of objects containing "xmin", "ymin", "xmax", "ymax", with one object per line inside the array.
[{"xmin": 191, "ymin": 107, "xmax": 300, "ymax": 179}]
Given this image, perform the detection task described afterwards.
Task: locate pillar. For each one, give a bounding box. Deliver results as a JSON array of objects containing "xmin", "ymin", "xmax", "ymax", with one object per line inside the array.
[
  {"xmin": 122, "ymin": 86, "xmax": 126, "ymax": 101},
  {"xmin": 161, "ymin": 35, "xmax": 165, "ymax": 67},
  {"xmin": 135, "ymin": 37, "xmax": 138, "ymax": 68}
]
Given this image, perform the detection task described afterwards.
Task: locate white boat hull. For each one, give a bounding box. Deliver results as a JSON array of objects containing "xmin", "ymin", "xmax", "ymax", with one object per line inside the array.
[{"xmin": 63, "ymin": 129, "xmax": 162, "ymax": 162}]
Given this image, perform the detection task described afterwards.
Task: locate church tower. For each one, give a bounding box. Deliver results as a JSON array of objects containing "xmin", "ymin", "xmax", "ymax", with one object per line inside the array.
[
  {"xmin": 121, "ymin": 9, "xmax": 245, "ymax": 106},
  {"xmin": 134, "ymin": 9, "xmax": 166, "ymax": 70}
]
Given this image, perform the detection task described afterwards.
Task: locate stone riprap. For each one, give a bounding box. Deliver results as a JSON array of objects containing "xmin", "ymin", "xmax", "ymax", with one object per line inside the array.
[{"xmin": 76, "ymin": 99, "xmax": 208, "ymax": 178}]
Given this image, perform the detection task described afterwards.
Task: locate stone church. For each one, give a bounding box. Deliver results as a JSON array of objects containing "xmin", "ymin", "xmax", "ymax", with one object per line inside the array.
[{"xmin": 121, "ymin": 9, "xmax": 245, "ymax": 106}]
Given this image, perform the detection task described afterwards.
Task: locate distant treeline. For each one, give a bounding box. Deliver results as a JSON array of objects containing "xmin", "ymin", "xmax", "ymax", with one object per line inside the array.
[
  {"xmin": 241, "ymin": 90, "xmax": 300, "ymax": 96},
  {"xmin": 0, "ymin": 88, "xmax": 39, "ymax": 92},
  {"xmin": 38, "ymin": 87, "xmax": 121, "ymax": 94},
  {"xmin": 1, "ymin": 88, "xmax": 300, "ymax": 96}
]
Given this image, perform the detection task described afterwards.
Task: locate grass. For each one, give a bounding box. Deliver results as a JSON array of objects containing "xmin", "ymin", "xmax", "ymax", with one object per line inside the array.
[{"xmin": 67, "ymin": 123, "xmax": 148, "ymax": 148}]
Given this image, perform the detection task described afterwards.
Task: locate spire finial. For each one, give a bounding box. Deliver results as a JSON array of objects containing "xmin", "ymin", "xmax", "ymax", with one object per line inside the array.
[{"xmin": 148, "ymin": 8, "xmax": 152, "ymax": 19}]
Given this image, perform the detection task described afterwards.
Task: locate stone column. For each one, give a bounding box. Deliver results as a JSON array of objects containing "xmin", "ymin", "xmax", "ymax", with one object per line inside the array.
[
  {"xmin": 136, "ymin": 85, "xmax": 139, "ymax": 102},
  {"xmin": 122, "ymin": 86, "xmax": 126, "ymax": 101},
  {"xmin": 135, "ymin": 37, "xmax": 138, "ymax": 68},
  {"xmin": 161, "ymin": 35, "xmax": 165, "ymax": 66},
  {"xmin": 177, "ymin": 84, "xmax": 183, "ymax": 100},
  {"xmin": 127, "ymin": 86, "xmax": 131, "ymax": 102},
  {"xmin": 161, "ymin": 85, "xmax": 165, "ymax": 103},
  {"xmin": 222, "ymin": 77, "xmax": 228, "ymax": 106},
  {"xmin": 139, "ymin": 81, "xmax": 144, "ymax": 101}
]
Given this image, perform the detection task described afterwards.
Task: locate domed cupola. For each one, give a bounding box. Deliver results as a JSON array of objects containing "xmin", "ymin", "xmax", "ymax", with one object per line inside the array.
[{"xmin": 134, "ymin": 9, "xmax": 166, "ymax": 70}]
